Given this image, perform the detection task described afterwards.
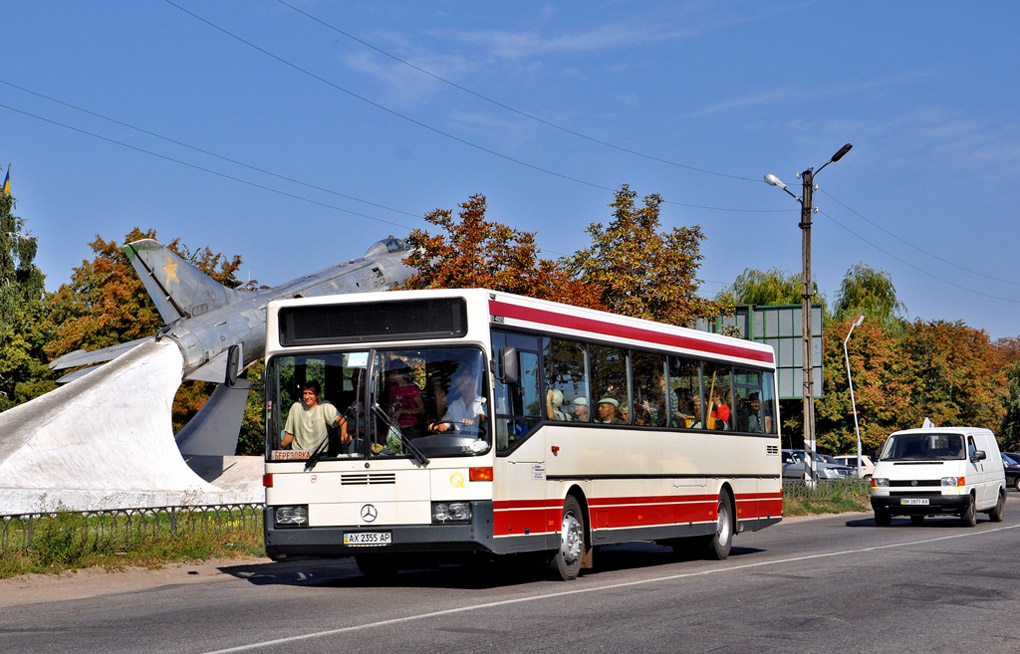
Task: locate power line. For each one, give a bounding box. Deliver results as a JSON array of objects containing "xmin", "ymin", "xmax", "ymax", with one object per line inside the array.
[
  {"xmin": 820, "ymin": 188, "xmax": 1020, "ymax": 287},
  {"xmin": 162, "ymin": 0, "xmax": 787, "ymax": 215},
  {"xmin": 275, "ymin": 0, "xmax": 761, "ymax": 183},
  {"xmin": 818, "ymin": 209, "xmax": 1020, "ymax": 305},
  {"xmin": 0, "ymin": 102, "xmax": 416, "ymax": 231},
  {"xmin": 0, "ymin": 79, "xmax": 421, "ymax": 220}
]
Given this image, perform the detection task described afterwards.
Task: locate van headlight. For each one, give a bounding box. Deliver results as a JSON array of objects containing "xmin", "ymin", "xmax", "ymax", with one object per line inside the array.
[
  {"xmin": 942, "ymin": 476, "xmax": 963, "ymax": 487},
  {"xmin": 275, "ymin": 505, "xmax": 309, "ymax": 527},
  {"xmin": 872, "ymin": 478, "xmax": 890, "ymax": 487},
  {"xmin": 432, "ymin": 502, "xmax": 472, "ymax": 523}
]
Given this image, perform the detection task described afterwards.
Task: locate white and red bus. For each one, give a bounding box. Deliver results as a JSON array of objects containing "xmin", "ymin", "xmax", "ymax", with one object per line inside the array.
[{"xmin": 262, "ymin": 288, "xmax": 782, "ymax": 579}]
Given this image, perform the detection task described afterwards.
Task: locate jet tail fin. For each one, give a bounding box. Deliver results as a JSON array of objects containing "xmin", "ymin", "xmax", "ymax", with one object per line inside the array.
[{"xmin": 124, "ymin": 239, "xmax": 240, "ymax": 324}]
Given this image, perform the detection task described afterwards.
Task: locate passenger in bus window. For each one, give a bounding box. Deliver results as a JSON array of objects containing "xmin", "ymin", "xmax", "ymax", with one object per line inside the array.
[
  {"xmin": 281, "ymin": 380, "xmax": 350, "ymax": 451},
  {"xmin": 677, "ymin": 393, "xmax": 702, "ymax": 428},
  {"xmin": 546, "ymin": 388, "xmax": 571, "ymax": 421},
  {"xmin": 429, "ymin": 369, "xmax": 487, "ymax": 435},
  {"xmin": 744, "ymin": 394, "xmax": 763, "ymax": 432},
  {"xmin": 387, "ymin": 364, "xmax": 424, "ymax": 439},
  {"xmin": 572, "ymin": 397, "xmax": 589, "ymax": 422},
  {"xmin": 709, "ymin": 390, "xmax": 730, "ymax": 430},
  {"xmin": 596, "ymin": 397, "xmax": 624, "ymax": 424}
]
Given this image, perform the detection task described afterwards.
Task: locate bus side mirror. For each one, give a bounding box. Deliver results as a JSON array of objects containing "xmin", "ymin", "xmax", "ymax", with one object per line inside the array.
[{"xmin": 498, "ymin": 346, "xmax": 519, "ymax": 385}]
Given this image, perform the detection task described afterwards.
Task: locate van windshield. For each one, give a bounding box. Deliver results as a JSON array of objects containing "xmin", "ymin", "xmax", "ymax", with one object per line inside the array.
[{"xmin": 879, "ymin": 433, "xmax": 965, "ymax": 461}]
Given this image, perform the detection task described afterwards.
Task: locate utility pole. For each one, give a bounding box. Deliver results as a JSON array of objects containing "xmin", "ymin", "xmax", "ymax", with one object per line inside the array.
[
  {"xmin": 765, "ymin": 143, "xmax": 852, "ymax": 482},
  {"xmin": 800, "ymin": 166, "xmax": 816, "ymax": 476}
]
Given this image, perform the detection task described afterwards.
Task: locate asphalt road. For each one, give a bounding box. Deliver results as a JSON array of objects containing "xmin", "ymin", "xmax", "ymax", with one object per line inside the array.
[{"xmin": 4, "ymin": 500, "xmax": 1020, "ymax": 654}]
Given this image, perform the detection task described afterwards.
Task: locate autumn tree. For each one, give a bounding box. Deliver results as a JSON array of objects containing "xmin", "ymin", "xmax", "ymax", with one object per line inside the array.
[
  {"xmin": 0, "ymin": 192, "xmax": 55, "ymax": 409},
  {"xmin": 562, "ymin": 185, "xmax": 725, "ymax": 326},
  {"xmin": 402, "ymin": 193, "xmax": 603, "ymax": 307}
]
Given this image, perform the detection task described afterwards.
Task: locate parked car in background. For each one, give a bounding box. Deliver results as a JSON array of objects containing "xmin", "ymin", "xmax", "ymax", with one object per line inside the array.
[
  {"xmin": 1001, "ymin": 453, "xmax": 1020, "ymax": 492},
  {"xmin": 833, "ymin": 454, "xmax": 876, "ymax": 478},
  {"xmin": 782, "ymin": 449, "xmax": 856, "ymax": 481}
]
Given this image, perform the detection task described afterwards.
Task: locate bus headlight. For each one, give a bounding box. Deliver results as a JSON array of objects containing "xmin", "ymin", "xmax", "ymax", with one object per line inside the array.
[
  {"xmin": 275, "ymin": 505, "xmax": 309, "ymax": 527},
  {"xmin": 942, "ymin": 476, "xmax": 964, "ymax": 487},
  {"xmin": 872, "ymin": 478, "xmax": 890, "ymax": 487},
  {"xmin": 433, "ymin": 502, "xmax": 472, "ymax": 523}
]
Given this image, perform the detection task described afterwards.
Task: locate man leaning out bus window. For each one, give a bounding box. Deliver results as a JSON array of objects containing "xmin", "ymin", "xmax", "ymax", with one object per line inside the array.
[{"xmin": 282, "ymin": 380, "xmax": 350, "ymax": 450}]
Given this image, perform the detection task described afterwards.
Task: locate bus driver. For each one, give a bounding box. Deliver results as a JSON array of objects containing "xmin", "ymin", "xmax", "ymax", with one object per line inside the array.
[{"xmin": 429, "ymin": 369, "xmax": 486, "ymax": 435}]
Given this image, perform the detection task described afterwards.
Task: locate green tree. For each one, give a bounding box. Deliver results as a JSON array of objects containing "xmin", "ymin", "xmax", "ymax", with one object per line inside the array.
[
  {"xmin": 715, "ymin": 267, "xmax": 809, "ymax": 307},
  {"xmin": 0, "ymin": 192, "xmax": 55, "ymax": 409},
  {"xmin": 563, "ymin": 185, "xmax": 727, "ymax": 326},
  {"xmin": 832, "ymin": 262, "xmax": 905, "ymax": 327},
  {"xmin": 1000, "ymin": 362, "xmax": 1020, "ymax": 451}
]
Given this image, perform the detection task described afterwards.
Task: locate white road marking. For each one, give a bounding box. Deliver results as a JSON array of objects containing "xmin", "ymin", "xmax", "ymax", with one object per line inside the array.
[{"xmin": 205, "ymin": 523, "xmax": 1020, "ymax": 653}]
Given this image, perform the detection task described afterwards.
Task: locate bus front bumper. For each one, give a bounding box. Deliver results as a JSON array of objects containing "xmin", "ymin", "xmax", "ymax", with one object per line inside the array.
[{"xmin": 263, "ymin": 501, "xmax": 494, "ymax": 561}]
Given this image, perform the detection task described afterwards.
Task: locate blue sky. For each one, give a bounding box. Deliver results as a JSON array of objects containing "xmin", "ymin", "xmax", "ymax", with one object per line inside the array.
[{"xmin": 4, "ymin": 1, "xmax": 1020, "ymax": 339}]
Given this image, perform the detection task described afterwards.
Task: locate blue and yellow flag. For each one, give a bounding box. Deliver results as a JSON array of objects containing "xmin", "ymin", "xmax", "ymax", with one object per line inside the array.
[{"xmin": 1, "ymin": 165, "xmax": 9, "ymax": 196}]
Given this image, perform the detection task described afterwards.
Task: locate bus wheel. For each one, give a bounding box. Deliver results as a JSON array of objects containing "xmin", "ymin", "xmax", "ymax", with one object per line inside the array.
[
  {"xmin": 704, "ymin": 489, "xmax": 734, "ymax": 560},
  {"xmin": 549, "ymin": 496, "xmax": 585, "ymax": 581},
  {"xmin": 988, "ymin": 490, "xmax": 1005, "ymax": 522},
  {"xmin": 960, "ymin": 495, "xmax": 977, "ymax": 527},
  {"xmin": 355, "ymin": 554, "xmax": 399, "ymax": 580}
]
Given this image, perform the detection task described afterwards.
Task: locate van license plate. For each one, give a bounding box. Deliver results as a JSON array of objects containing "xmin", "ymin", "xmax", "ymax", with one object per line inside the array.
[
  {"xmin": 900, "ymin": 498, "xmax": 929, "ymax": 506},
  {"xmin": 343, "ymin": 532, "xmax": 391, "ymax": 546}
]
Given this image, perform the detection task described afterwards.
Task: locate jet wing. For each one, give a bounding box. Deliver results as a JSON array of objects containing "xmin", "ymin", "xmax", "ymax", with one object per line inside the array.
[{"xmin": 49, "ymin": 337, "xmax": 155, "ymax": 372}]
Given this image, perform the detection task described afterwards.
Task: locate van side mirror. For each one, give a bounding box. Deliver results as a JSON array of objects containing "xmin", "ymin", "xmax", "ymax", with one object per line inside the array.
[
  {"xmin": 497, "ymin": 346, "xmax": 519, "ymax": 385},
  {"xmin": 972, "ymin": 450, "xmax": 986, "ymax": 462}
]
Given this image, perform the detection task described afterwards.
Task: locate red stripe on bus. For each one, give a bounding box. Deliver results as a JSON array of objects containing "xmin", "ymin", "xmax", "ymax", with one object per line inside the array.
[
  {"xmin": 493, "ymin": 492, "xmax": 783, "ymax": 536},
  {"xmin": 489, "ymin": 300, "xmax": 774, "ymax": 364}
]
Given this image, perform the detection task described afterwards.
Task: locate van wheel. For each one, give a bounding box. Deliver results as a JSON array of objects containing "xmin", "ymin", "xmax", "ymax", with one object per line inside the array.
[
  {"xmin": 548, "ymin": 495, "xmax": 585, "ymax": 581},
  {"xmin": 960, "ymin": 495, "xmax": 977, "ymax": 527},
  {"xmin": 874, "ymin": 511, "xmax": 891, "ymax": 527},
  {"xmin": 910, "ymin": 515, "xmax": 925, "ymax": 525},
  {"xmin": 988, "ymin": 490, "xmax": 1006, "ymax": 522},
  {"xmin": 704, "ymin": 489, "xmax": 734, "ymax": 560}
]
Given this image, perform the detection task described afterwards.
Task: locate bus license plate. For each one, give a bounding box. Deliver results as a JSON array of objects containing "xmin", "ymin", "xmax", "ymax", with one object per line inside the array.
[
  {"xmin": 900, "ymin": 498, "xmax": 929, "ymax": 506},
  {"xmin": 344, "ymin": 532, "xmax": 391, "ymax": 546}
]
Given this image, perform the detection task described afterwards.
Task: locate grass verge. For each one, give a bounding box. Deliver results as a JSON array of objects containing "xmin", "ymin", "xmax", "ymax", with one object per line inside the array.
[
  {"xmin": 782, "ymin": 479, "xmax": 872, "ymax": 516},
  {"xmin": 1, "ymin": 510, "xmax": 264, "ymax": 579}
]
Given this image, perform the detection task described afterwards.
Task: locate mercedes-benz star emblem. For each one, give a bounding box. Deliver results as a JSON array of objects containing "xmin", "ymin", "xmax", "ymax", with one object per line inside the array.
[{"xmin": 361, "ymin": 504, "xmax": 378, "ymax": 522}]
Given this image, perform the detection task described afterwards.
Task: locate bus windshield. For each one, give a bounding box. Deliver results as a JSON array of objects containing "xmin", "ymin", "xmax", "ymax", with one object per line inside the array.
[{"xmin": 267, "ymin": 346, "xmax": 490, "ymax": 461}]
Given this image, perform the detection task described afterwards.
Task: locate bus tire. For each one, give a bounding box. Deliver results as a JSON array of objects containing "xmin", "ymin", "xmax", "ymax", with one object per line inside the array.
[
  {"xmin": 704, "ymin": 489, "xmax": 734, "ymax": 560},
  {"xmin": 549, "ymin": 495, "xmax": 585, "ymax": 581},
  {"xmin": 988, "ymin": 489, "xmax": 1005, "ymax": 522},
  {"xmin": 355, "ymin": 554, "xmax": 399, "ymax": 580},
  {"xmin": 960, "ymin": 494, "xmax": 977, "ymax": 527}
]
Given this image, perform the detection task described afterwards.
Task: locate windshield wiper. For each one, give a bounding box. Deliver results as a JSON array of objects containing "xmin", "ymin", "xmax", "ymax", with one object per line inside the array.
[{"xmin": 372, "ymin": 403, "xmax": 429, "ymax": 467}]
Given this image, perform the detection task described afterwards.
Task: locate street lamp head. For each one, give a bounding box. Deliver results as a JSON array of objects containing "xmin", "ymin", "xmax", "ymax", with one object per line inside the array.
[
  {"xmin": 830, "ymin": 143, "xmax": 853, "ymax": 162},
  {"xmin": 853, "ymin": 314, "xmax": 865, "ymax": 328},
  {"xmin": 764, "ymin": 173, "xmax": 787, "ymax": 190}
]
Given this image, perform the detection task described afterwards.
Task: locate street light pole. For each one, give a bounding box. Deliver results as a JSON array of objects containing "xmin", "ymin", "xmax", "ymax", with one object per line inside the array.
[
  {"xmin": 843, "ymin": 314, "xmax": 865, "ymax": 477},
  {"xmin": 765, "ymin": 143, "xmax": 852, "ymax": 482}
]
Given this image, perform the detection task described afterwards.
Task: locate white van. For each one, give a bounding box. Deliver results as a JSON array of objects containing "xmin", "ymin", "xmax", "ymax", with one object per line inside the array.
[{"xmin": 870, "ymin": 427, "xmax": 1006, "ymax": 527}]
